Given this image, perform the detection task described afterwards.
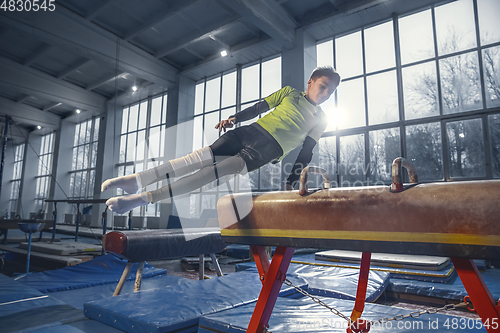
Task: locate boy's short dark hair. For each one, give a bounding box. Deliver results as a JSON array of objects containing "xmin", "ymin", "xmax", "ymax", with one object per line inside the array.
[{"xmin": 310, "ymin": 66, "xmax": 341, "ymax": 86}]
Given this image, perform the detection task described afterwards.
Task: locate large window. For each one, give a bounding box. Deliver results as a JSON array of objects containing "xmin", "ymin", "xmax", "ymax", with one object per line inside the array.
[
  {"xmin": 241, "ymin": 57, "xmax": 282, "ymax": 192},
  {"xmin": 9, "ymin": 143, "xmax": 25, "ymax": 216},
  {"xmin": 316, "ymin": 0, "xmax": 500, "ymax": 184},
  {"xmin": 35, "ymin": 133, "xmax": 54, "ymax": 214},
  {"xmin": 118, "ymin": 93, "xmax": 168, "ymax": 217},
  {"xmin": 192, "ymin": 70, "xmax": 237, "ymax": 217},
  {"xmin": 192, "ymin": 56, "xmax": 282, "ymax": 216},
  {"xmin": 69, "ymin": 117, "xmax": 100, "ymax": 199}
]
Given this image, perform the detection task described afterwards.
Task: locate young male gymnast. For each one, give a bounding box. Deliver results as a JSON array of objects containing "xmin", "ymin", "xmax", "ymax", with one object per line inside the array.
[{"xmin": 102, "ymin": 66, "xmax": 341, "ymax": 214}]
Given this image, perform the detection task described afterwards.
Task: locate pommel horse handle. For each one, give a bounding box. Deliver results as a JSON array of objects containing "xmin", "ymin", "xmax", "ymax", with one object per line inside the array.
[
  {"xmin": 391, "ymin": 157, "xmax": 418, "ymax": 192},
  {"xmin": 299, "ymin": 166, "xmax": 331, "ymax": 195}
]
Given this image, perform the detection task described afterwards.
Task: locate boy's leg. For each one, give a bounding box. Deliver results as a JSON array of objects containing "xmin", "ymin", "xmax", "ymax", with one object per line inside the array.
[
  {"xmin": 105, "ymin": 155, "xmax": 246, "ymax": 214},
  {"xmin": 149, "ymin": 155, "xmax": 246, "ymax": 203},
  {"xmin": 101, "ymin": 146, "xmax": 214, "ymax": 193},
  {"xmin": 140, "ymin": 146, "xmax": 214, "ymax": 184},
  {"xmin": 101, "ymin": 127, "xmax": 245, "ymax": 194}
]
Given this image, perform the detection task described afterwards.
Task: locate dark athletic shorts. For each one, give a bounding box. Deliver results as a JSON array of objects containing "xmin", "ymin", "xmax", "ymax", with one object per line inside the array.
[{"xmin": 210, "ymin": 123, "xmax": 283, "ymax": 172}]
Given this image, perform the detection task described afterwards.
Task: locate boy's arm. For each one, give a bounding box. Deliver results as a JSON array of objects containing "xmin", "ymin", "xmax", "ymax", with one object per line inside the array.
[
  {"xmin": 216, "ymin": 86, "xmax": 292, "ymax": 132},
  {"xmin": 285, "ymin": 136, "xmax": 317, "ymax": 190},
  {"xmin": 216, "ymin": 100, "xmax": 270, "ymax": 132},
  {"xmin": 231, "ymin": 100, "xmax": 270, "ymax": 123}
]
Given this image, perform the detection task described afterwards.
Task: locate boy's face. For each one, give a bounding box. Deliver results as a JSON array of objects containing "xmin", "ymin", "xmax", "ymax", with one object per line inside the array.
[{"xmin": 305, "ymin": 76, "xmax": 338, "ymax": 105}]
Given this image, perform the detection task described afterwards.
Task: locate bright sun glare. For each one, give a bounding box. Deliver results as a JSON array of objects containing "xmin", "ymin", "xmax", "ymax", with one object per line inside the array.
[{"xmin": 325, "ymin": 106, "xmax": 347, "ymax": 131}]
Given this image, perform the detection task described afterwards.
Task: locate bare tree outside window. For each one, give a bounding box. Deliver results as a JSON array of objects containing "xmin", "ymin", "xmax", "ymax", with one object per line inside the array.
[
  {"xmin": 339, "ymin": 134, "xmax": 365, "ymax": 186},
  {"xmin": 489, "ymin": 114, "xmax": 500, "ymax": 178},
  {"xmin": 319, "ymin": 136, "xmax": 336, "ymax": 186},
  {"xmin": 369, "ymin": 128, "xmax": 400, "ymax": 182},
  {"xmin": 406, "ymin": 123, "xmax": 443, "ymax": 181},
  {"xmin": 402, "ymin": 61, "xmax": 439, "ymax": 120},
  {"xmin": 483, "ymin": 46, "xmax": 500, "ymax": 108},
  {"xmin": 446, "ymin": 119, "xmax": 485, "ymax": 178},
  {"xmin": 440, "ymin": 51, "xmax": 482, "ymax": 114}
]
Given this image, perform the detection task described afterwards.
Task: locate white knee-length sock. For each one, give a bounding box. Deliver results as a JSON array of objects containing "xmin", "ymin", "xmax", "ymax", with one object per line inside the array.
[
  {"xmin": 101, "ymin": 147, "xmax": 214, "ymax": 194},
  {"xmin": 137, "ymin": 146, "xmax": 214, "ymax": 186}
]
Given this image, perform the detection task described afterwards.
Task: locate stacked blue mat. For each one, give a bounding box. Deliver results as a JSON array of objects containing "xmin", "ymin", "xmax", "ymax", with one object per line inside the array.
[
  {"xmin": 290, "ymin": 253, "xmax": 500, "ymax": 315},
  {"xmin": 389, "ymin": 268, "xmax": 500, "ymax": 301},
  {"xmin": 236, "ymin": 261, "xmax": 390, "ymax": 303},
  {"xmin": 296, "ymin": 253, "xmax": 456, "ymax": 283},
  {"xmin": 295, "ymin": 253, "xmax": 500, "ymax": 304}
]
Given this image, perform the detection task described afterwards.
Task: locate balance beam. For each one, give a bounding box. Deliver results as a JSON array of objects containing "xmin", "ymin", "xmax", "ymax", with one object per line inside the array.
[{"xmin": 103, "ymin": 228, "xmax": 226, "ymax": 295}]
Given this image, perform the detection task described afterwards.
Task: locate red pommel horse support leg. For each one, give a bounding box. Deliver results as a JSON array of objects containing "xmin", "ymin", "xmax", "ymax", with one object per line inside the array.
[
  {"xmin": 452, "ymin": 258, "xmax": 500, "ymax": 333},
  {"xmin": 347, "ymin": 252, "xmax": 372, "ymax": 333},
  {"xmin": 247, "ymin": 245, "xmax": 295, "ymax": 333}
]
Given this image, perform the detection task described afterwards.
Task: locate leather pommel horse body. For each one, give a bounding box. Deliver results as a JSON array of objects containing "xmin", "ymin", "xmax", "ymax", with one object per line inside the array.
[
  {"xmin": 103, "ymin": 228, "xmax": 226, "ymax": 295},
  {"xmin": 217, "ymin": 160, "xmax": 500, "ymax": 333}
]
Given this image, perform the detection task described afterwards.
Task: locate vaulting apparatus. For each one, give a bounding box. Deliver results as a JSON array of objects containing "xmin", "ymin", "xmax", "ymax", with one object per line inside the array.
[{"xmin": 218, "ymin": 158, "xmax": 500, "ymax": 333}]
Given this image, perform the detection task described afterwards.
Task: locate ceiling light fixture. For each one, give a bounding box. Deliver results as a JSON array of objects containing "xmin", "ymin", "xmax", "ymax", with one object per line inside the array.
[
  {"xmin": 37, "ymin": 125, "xmax": 42, "ymax": 130},
  {"xmin": 76, "ymin": 109, "xmax": 81, "ymax": 114},
  {"xmin": 221, "ymin": 50, "xmax": 227, "ymax": 57},
  {"xmin": 132, "ymin": 86, "xmax": 138, "ymax": 92}
]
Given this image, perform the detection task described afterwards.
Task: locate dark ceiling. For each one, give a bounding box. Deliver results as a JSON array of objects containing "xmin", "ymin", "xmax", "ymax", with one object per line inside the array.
[{"xmin": 0, "ymin": 0, "xmax": 445, "ymax": 140}]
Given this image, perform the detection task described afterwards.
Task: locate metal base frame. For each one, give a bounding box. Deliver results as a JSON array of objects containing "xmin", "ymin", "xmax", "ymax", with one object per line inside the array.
[
  {"xmin": 245, "ymin": 249, "xmax": 500, "ymax": 333},
  {"xmin": 452, "ymin": 258, "xmax": 500, "ymax": 333}
]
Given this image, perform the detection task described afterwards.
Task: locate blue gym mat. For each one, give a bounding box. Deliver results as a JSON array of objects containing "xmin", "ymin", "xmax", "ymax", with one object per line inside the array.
[
  {"xmin": 0, "ymin": 273, "xmax": 66, "ymax": 317},
  {"xmin": 84, "ymin": 270, "xmax": 308, "ymax": 333},
  {"xmin": 237, "ymin": 262, "xmax": 389, "ymax": 303},
  {"xmin": 0, "ymin": 273, "xmax": 85, "ymax": 333},
  {"xmin": 223, "ymin": 244, "xmax": 254, "ymax": 259},
  {"xmin": 388, "ymin": 268, "xmax": 500, "ymax": 301},
  {"xmin": 16, "ymin": 254, "xmax": 167, "ymax": 292},
  {"xmin": 223, "ymin": 245, "xmax": 319, "ymax": 260},
  {"xmin": 48, "ymin": 274, "xmax": 195, "ymax": 310},
  {"xmin": 290, "ymin": 254, "xmax": 456, "ymax": 283},
  {"xmin": 27, "ymin": 319, "xmax": 125, "ymax": 333},
  {"xmin": 199, "ymin": 296, "xmax": 488, "ymax": 332}
]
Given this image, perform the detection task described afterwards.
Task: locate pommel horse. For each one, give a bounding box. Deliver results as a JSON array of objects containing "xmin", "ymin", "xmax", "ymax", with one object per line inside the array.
[
  {"xmin": 102, "ymin": 228, "xmax": 226, "ymax": 295},
  {"xmin": 217, "ymin": 158, "xmax": 500, "ymax": 333}
]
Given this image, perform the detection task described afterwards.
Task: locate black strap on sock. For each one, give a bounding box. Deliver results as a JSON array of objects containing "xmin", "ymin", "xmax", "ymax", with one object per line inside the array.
[
  {"xmin": 211, "ymin": 153, "xmax": 219, "ymax": 187},
  {"xmin": 166, "ymin": 173, "xmax": 173, "ymax": 199}
]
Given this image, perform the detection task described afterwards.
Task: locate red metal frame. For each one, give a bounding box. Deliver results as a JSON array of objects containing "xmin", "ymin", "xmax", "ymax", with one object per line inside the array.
[
  {"xmin": 245, "ymin": 249, "xmax": 500, "ymax": 333},
  {"xmin": 345, "ymin": 252, "xmax": 372, "ymax": 333},
  {"xmin": 350, "ymin": 252, "xmax": 372, "ymax": 319},
  {"xmin": 247, "ymin": 245, "xmax": 295, "ymax": 333},
  {"xmin": 452, "ymin": 258, "xmax": 500, "ymax": 333}
]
